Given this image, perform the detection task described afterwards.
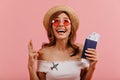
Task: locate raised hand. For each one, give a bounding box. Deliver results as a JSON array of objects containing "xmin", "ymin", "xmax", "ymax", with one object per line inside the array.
[{"xmin": 28, "ymin": 40, "xmax": 39, "ymax": 67}]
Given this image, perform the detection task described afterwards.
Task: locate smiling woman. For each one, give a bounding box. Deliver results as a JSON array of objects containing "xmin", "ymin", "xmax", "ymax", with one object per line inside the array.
[{"xmin": 28, "ymin": 5, "xmax": 98, "ymax": 80}]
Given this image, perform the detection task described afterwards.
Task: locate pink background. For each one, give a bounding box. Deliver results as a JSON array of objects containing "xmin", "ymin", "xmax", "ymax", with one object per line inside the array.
[{"xmin": 0, "ymin": 0, "xmax": 120, "ymax": 80}]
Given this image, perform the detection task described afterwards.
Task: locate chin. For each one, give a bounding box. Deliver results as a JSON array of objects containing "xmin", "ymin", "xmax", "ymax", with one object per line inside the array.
[{"xmin": 56, "ymin": 36, "xmax": 68, "ymax": 40}]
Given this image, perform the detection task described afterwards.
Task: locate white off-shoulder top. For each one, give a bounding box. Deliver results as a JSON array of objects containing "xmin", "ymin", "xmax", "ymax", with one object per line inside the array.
[{"xmin": 37, "ymin": 58, "xmax": 90, "ymax": 80}]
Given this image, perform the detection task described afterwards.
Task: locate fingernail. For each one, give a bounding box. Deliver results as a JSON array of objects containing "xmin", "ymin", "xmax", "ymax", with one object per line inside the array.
[{"xmin": 85, "ymin": 53, "xmax": 87, "ymax": 55}]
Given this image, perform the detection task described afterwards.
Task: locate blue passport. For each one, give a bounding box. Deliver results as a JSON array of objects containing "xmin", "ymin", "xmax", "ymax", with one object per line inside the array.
[
  {"xmin": 81, "ymin": 32, "xmax": 100, "ymax": 58},
  {"xmin": 82, "ymin": 39, "xmax": 97, "ymax": 58}
]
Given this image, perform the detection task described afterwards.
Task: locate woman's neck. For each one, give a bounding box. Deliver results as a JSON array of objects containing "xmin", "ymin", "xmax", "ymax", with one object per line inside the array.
[{"xmin": 55, "ymin": 39, "xmax": 68, "ymax": 51}]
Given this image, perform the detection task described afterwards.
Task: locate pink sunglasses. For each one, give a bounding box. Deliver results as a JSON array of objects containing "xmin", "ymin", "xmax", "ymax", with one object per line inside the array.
[{"xmin": 52, "ymin": 19, "xmax": 71, "ymax": 27}]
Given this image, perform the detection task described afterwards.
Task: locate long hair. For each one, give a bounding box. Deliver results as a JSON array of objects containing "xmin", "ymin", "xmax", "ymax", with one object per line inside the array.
[{"xmin": 42, "ymin": 11, "xmax": 81, "ymax": 56}]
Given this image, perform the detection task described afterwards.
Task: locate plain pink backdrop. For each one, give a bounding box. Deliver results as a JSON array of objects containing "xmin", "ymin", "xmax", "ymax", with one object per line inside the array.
[{"xmin": 0, "ymin": 0, "xmax": 120, "ymax": 80}]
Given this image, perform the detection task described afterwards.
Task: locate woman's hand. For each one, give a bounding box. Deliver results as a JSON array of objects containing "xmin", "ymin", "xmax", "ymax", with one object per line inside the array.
[
  {"xmin": 85, "ymin": 48, "xmax": 98, "ymax": 67},
  {"xmin": 28, "ymin": 40, "xmax": 39, "ymax": 68},
  {"xmin": 28, "ymin": 40, "xmax": 40, "ymax": 80}
]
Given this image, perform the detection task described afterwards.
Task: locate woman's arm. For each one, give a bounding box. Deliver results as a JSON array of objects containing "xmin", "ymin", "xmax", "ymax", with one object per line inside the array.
[
  {"xmin": 80, "ymin": 61, "xmax": 97, "ymax": 80},
  {"xmin": 28, "ymin": 65, "xmax": 40, "ymax": 80},
  {"xmin": 28, "ymin": 57, "xmax": 47, "ymax": 80},
  {"xmin": 81, "ymin": 48, "xmax": 98, "ymax": 80},
  {"xmin": 37, "ymin": 72, "xmax": 46, "ymax": 80}
]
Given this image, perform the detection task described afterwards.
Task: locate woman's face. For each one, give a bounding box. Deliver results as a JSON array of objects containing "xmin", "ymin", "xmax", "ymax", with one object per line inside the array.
[{"xmin": 52, "ymin": 13, "xmax": 71, "ymax": 40}]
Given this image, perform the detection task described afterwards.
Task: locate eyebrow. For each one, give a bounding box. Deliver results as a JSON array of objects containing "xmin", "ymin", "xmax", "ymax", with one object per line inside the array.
[
  {"xmin": 64, "ymin": 17, "xmax": 69, "ymax": 19},
  {"xmin": 54, "ymin": 17, "xmax": 70, "ymax": 19}
]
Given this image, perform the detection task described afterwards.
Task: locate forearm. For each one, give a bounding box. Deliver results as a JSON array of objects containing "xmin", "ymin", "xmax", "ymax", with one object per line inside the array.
[
  {"xmin": 28, "ymin": 66, "xmax": 40, "ymax": 80},
  {"xmin": 84, "ymin": 66, "xmax": 95, "ymax": 80},
  {"xmin": 82, "ymin": 61, "xmax": 97, "ymax": 80}
]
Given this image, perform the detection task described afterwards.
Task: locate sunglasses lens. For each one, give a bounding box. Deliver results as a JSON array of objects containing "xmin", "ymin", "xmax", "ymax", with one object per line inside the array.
[
  {"xmin": 64, "ymin": 20, "xmax": 70, "ymax": 26},
  {"xmin": 53, "ymin": 20, "xmax": 59, "ymax": 26}
]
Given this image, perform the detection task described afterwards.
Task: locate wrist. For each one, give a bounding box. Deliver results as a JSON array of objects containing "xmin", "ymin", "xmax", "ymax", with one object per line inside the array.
[
  {"xmin": 89, "ymin": 62, "xmax": 97, "ymax": 69},
  {"xmin": 28, "ymin": 64, "xmax": 35, "ymax": 70}
]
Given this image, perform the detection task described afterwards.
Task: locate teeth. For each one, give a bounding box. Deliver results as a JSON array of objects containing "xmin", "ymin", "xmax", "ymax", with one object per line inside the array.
[
  {"xmin": 58, "ymin": 30, "xmax": 65, "ymax": 32},
  {"xmin": 56, "ymin": 30, "xmax": 66, "ymax": 33}
]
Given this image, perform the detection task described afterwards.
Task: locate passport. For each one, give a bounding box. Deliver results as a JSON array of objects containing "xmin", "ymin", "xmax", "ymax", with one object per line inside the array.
[{"xmin": 81, "ymin": 32, "xmax": 100, "ymax": 58}]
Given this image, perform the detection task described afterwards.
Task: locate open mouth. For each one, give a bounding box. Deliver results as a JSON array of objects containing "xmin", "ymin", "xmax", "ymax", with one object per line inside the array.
[{"xmin": 56, "ymin": 29, "xmax": 66, "ymax": 33}]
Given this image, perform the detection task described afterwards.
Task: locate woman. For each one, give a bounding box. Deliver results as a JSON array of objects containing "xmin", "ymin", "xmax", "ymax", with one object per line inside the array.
[{"xmin": 28, "ymin": 5, "xmax": 98, "ymax": 80}]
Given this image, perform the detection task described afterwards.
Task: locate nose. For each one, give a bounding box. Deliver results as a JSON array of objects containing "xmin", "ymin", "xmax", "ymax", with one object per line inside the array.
[{"xmin": 59, "ymin": 21, "xmax": 64, "ymax": 27}]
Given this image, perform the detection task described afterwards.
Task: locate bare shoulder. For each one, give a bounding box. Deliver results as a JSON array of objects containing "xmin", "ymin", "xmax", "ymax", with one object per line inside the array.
[
  {"xmin": 37, "ymin": 46, "xmax": 51, "ymax": 60},
  {"xmin": 38, "ymin": 46, "xmax": 52, "ymax": 54},
  {"xmin": 37, "ymin": 47, "xmax": 46, "ymax": 54},
  {"xmin": 37, "ymin": 46, "xmax": 56, "ymax": 60}
]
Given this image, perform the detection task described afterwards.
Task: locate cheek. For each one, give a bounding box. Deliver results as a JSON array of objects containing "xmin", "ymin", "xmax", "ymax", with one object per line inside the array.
[
  {"xmin": 67, "ymin": 26, "xmax": 71, "ymax": 33},
  {"xmin": 52, "ymin": 26, "xmax": 55, "ymax": 32},
  {"xmin": 52, "ymin": 26, "xmax": 57, "ymax": 35}
]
